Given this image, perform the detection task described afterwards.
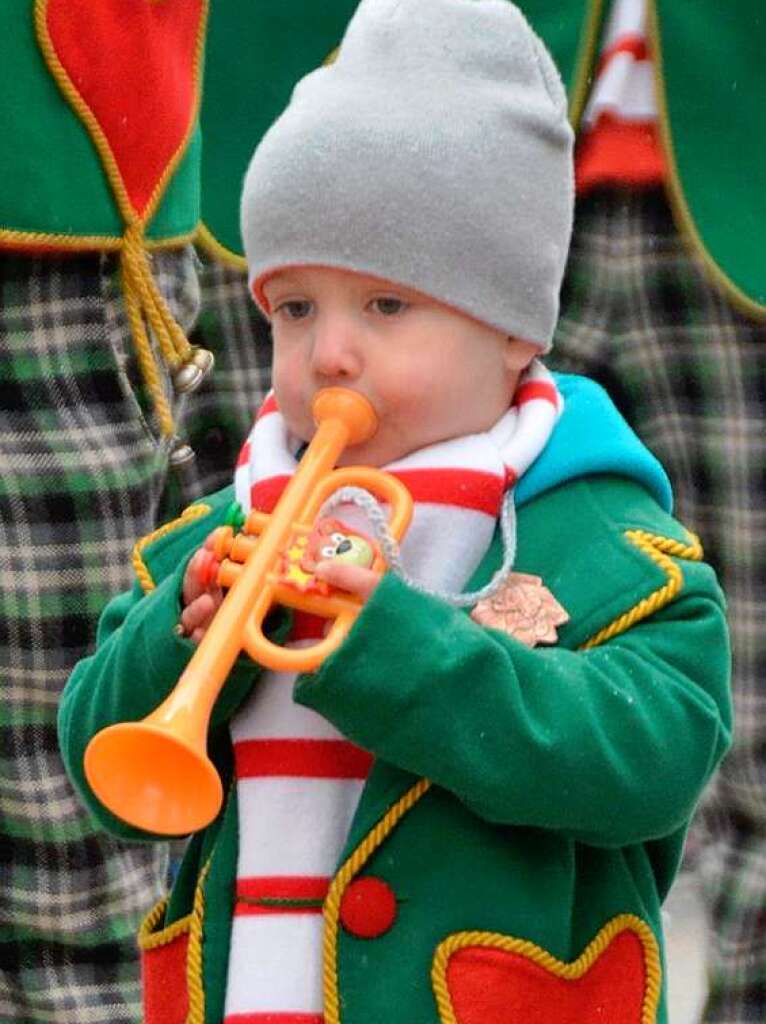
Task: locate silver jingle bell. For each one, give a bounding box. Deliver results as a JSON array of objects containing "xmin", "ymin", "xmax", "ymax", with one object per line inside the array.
[
  {"xmin": 169, "ymin": 437, "xmax": 196, "ymax": 468},
  {"xmin": 173, "ymin": 347, "xmax": 215, "ymax": 394}
]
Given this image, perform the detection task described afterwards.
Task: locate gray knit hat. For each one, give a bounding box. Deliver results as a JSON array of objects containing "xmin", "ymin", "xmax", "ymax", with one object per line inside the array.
[{"xmin": 241, "ymin": 0, "xmax": 574, "ymax": 350}]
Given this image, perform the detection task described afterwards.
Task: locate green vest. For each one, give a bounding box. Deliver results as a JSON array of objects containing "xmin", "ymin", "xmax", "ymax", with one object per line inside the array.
[
  {"xmin": 0, "ymin": 1, "xmax": 203, "ymax": 251},
  {"xmin": 199, "ymin": 0, "xmax": 766, "ymax": 317}
]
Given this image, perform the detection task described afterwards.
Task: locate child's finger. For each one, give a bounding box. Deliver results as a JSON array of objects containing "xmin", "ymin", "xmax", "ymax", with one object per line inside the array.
[
  {"xmin": 184, "ymin": 552, "xmax": 207, "ymax": 606},
  {"xmin": 179, "ymin": 591, "xmax": 222, "ymax": 641},
  {"xmin": 314, "ymin": 560, "xmax": 380, "ymax": 601},
  {"xmin": 182, "ymin": 548, "xmax": 220, "ymax": 606}
]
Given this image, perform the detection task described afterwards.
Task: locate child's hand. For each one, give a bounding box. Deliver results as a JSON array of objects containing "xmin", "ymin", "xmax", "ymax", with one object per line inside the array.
[
  {"xmin": 314, "ymin": 560, "xmax": 381, "ymax": 602},
  {"xmin": 179, "ymin": 539, "xmax": 224, "ymax": 644}
]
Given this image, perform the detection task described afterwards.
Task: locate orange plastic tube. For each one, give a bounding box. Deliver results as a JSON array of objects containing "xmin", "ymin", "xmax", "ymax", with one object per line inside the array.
[{"xmin": 83, "ymin": 387, "xmax": 413, "ymax": 834}]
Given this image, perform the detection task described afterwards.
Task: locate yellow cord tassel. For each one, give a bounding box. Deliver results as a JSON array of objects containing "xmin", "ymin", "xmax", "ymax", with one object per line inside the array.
[{"xmin": 120, "ymin": 221, "xmax": 196, "ymax": 444}]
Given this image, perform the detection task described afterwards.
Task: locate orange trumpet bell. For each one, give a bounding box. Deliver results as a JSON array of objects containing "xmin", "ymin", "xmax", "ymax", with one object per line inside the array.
[{"xmin": 84, "ymin": 388, "xmax": 413, "ymax": 835}]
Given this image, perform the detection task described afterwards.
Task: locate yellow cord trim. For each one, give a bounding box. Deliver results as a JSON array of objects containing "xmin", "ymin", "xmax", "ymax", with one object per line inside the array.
[
  {"xmin": 195, "ymin": 223, "xmax": 248, "ymax": 271},
  {"xmin": 0, "ymin": 227, "xmax": 197, "ymax": 251},
  {"xmin": 567, "ymin": 0, "xmax": 606, "ymax": 130},
  {"xmin": 322, "ymin": 778, "xmax": 431, "ymax": 1024},
  {"xmin": 132, "ymin": 503, "xmax": 212, "ymax": 594},
  {"xmin": 185, "ymin": 858, "xmax": 211, "ymax": 1024},
  {"xmin": 34, "ymin": 0, "xmax": 208, "ymax": 227},
  {"xmin": 120, "ymin": 221, "xmax": 197, "ymax": 438},
  {"xmin": 317, "ymin": 528, "xmax": 697, "ymax": 1018},
  {"xmin": 136, "ymin": 859, "xmax": 211, "ymax": 1024},
  {"xmin": 144, "ymin": 4, "xmax": 209, "ymax": 228},
  {"xmin": 34, "ymin": 0, "xmax": 210, "ymax": 440},
  {"xmin": 580, "ymin": 529, "xmax": 703, "ymax": 650},
  {"xmin": 646, "ymin": 0, "xmax": 766, "ymax": 321},
  {"xmin": 431, "ymin": 913, "xmax": 661, "ymax": 1024},
  {"xmin": 138, "ymin": 896, "xmax": 193, "ymax": 951},
  {"xmin": 195, "ymin": 38, "xmax": 337, "ymax": 275}
]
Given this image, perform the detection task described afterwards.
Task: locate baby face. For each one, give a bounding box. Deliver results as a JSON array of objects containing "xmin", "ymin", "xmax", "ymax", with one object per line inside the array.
[{"xmin": 262, "ymin": 267, "xmax": 537, "ymax": 467}]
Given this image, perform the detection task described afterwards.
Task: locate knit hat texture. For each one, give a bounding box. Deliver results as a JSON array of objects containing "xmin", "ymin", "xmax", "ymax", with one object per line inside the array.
[{"xmin": 241, "ymin": 0, "xmax": 574, "ymax": 350}]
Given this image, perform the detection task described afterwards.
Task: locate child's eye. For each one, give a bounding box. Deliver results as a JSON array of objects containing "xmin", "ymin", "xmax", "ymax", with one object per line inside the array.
[
  {"xmin": 370, "ymin": 297, "xmax": 407, "ymax": 316},
  {"xmin": 276, "ymin": 300, "xmax": 313, "ymax": 320}
]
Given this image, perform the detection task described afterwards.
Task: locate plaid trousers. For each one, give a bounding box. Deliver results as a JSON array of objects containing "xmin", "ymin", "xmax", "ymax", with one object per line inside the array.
[
  {"xmin": 164, "ymin": 251, "xmax": 273, "ymax": 517},
  {"xmin": 548, "ymin": 187, "xmax": 766, "ymax": 1024},
  {"xmin": 0, "ymin": 247, "xmax": 270, "ymax": 1024}
]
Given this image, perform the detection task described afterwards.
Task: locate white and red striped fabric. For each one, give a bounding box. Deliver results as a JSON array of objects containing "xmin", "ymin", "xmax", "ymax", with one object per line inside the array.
[
  {"xmin": 576, "ymin": 0, "xmax": 665, "ymax": 192},
  {"xmin": 224, "ymin": 362, "xmax": 562, "ymax": 1023}
]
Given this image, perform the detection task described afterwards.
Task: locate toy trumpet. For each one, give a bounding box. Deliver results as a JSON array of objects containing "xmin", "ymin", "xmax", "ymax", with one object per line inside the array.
[{"xmin": 83, "ymin": 387, "xmax": 413, "ymax": 835}]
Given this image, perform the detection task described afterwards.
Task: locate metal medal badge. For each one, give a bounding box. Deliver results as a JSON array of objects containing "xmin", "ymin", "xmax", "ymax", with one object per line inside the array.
[{"xmin": 471, "ymin": 573, "xmax": 569, "ymax": 647}]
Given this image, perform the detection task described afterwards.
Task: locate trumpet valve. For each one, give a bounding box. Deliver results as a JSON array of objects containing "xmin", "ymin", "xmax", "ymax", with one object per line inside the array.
[
  {"xmin": 218, "ymin": 559, "xmax": 243, "ymax": 589},
  {"xmin": 230, "ymin": 533, "xmax": 260, "ymax": 563},
  {"xmin": 210, "ymin": 525, "xmax": 234, "ymax": 561}
]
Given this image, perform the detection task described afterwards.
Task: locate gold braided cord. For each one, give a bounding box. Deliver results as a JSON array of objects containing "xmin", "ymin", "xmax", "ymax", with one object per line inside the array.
[
  {"xmin": 431, "ymin": 913, "xmax": 661, "ymax": 1024},
  {"xmin": 195, "ymin": 224, "xmax": 248, "ymax": 272},
  {"xmin": 138, "ymin": 895, "xmax": 194, "ymax": 951},
  {"xmin": 122, "ymin": 222, "xmax": 192, "ymax": 367},
  {"xmin": 34, "ymin": 0, "xmax": 208, "ymax": 229},
  {"xmin": 142, "ymin": 0, "xmax": 210, "ymax": 226},
  {"xmin": 34, "ymin": 0, "xmax": 133, "ymax": 220},
  {"xmin": 579, "ymin": 529, "xmax": 703, "ymax": 650},
  {"xmin": 322, "ymin": 778, "xmax": 431, "ymax": 1024},
  {"xmin": 0, "ymin": 226, "xmax": 197, "ymax": 252},
  {"xmin": 185, "ymin": 859, "xmax": 211, "ymax": 1024},
  {"xmin": 317, "ymin": 528, "xmax": 699, "ymax": 1018},
  {"xmin": 132, "ymin": 503, "xmax": 212, "ymax": 594},
  {"xmin": 120, "ymin": 253, "xmax": 176, "ymax": 442},
  {"xmin": 567, "ymin": 0, "xmax": 606, "ymax": 130},
  {"xmin": 136, "ymin": 859, "xmax": 211, "ymax": 1023},
  {"xmin": 35, "ymin": 0, "xmax": 209, "ymax": 442},
  {"xmin": 646, "ymin": 0, "xmax": 766, "ymax": 321},
  {"xmin": 121, "ymin": 225, "xmax": 176, "ymax": 366}
]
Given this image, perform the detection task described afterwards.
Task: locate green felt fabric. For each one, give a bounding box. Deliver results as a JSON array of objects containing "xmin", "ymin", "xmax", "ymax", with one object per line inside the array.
[
  {"xmin": 521, "ymin": 0, "xmax": 766, "ymax": 311},
  {"xmin": 0, "ymin": 1, "xmax": 200, "ymax": 244},
  {"xmin": 59, "ymin": 475, "xmax": 730, "ymax": 1023},
  {"xmin": 198, "ymin": 0, "xmax": 766, "ymax": 313},
  {"xmin": 200, "ymin": 0, "xmax": 359, "ymax": 256}
]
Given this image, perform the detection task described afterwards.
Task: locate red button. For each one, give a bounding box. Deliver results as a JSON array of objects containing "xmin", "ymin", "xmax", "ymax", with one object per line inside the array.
[{"xmin": 339, "ymin": 877, "xmax": 397, "ymax": 939}]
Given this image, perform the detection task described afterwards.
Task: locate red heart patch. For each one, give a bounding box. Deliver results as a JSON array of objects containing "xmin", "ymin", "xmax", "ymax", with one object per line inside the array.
[
  {"xmin": 37, "ymin": 0, "xmax": 206, "ymax": 221},
  {"xmin": 433, "ymin": 915, "xmax": 660, "ymax": 1024}
]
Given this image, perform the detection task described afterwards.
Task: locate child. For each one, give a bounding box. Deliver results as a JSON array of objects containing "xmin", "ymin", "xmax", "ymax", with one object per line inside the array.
[{"xmin": 59, "ymin": 1, "xmax": 731, "ymax": 1022}]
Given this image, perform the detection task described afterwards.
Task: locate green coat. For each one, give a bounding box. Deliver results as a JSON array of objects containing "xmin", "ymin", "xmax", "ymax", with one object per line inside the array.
[
  {"xmin": 60, "ymin": 473, "xmax": 731, "ymax": 1024},
  {"xmin": 199, "ymin": 0, "xmax": 766, "ymax": 317}
]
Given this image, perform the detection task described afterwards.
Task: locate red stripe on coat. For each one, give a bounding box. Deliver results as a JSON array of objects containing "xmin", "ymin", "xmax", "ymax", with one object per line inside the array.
[
  {"xmin": 234, "ymin": 738, "xmax": 373, "ymax": 779},
  {"xmin": 236, "ymin": 441, "xmax": 251, "ymax": 468},
  {"xmin": 234, "ymin": 876, "xmax": 330, "ymax": 915}
]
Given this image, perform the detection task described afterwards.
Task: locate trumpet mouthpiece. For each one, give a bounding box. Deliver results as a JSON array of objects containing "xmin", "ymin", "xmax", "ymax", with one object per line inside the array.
[{"xmin": 311, "ymin": 387, "xmax": 378, "ymax": 445}]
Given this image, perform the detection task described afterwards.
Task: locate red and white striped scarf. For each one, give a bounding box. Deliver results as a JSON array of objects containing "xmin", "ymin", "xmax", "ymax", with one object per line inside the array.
[
  {"xmin": 576, "ymin": 0, "xmax": 665, "ymax": 192},
  {"xmin": 223, "ymin": 361, "xmax": 561, "ymax": 1023}
]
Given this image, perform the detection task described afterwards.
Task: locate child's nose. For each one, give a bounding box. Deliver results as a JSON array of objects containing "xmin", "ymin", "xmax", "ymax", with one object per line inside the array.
[{"xmin": 310, "ymin": 318, "xmax": 363, "ymax": 380}]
